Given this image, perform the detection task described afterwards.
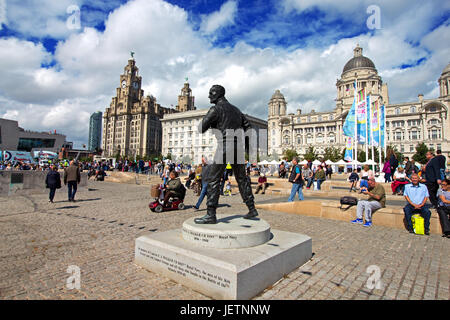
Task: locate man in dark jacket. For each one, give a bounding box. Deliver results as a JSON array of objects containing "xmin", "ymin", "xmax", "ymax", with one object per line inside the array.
[
  {"xmin": 45, "ymin": 165, "xmax": 61, "ymax": 203},
  {"xmin": 421, "ymin": 151, "xmax": 441, "ymax": 208},
  {"xmin": 194, "ymin": 85, "xmax": 258, "ymax": 224},
  {"xmin": 435, "ymin": 150, "xmax": 447, "ymax": 180},
  {"xmin": 64, "ymin": 160, "xmax": 81, "ymax": 202}
]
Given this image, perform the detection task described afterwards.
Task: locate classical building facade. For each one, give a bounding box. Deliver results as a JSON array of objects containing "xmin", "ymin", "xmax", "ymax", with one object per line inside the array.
[
  {"xmin": 161, "ymin": 109, "xmax": 268, "ymax": 164},
  {"xmin": 268, "ymin": 45, "xmax": 450, "ymax": 161},
  {"xmin": 102, "ymin": 58, "xmax": 177, "ymax": 158}
]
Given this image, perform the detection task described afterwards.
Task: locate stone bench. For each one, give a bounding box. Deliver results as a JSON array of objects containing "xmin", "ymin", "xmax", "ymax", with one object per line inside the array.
[{"xmin": 256, "ymin": 200, "xmax": 443, "ymax": 235}]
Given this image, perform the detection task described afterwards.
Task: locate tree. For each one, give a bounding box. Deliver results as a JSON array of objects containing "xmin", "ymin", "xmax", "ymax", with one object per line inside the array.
[
  {"xmin": 165, "ymin": 153, "xmax": 172, "ymax": 160},
  {"xmin": 283, "ymin": 149, "xmax": 298, "ymax": 162},
  {"xmin": 323, "ymin": 147, "xmax": 342, "ymax": 162},
  {"xmin": 303, "ymin": 146, "xmax": 318, "ymax": 162},
  {"xmin": 413, "ymin": 142, "xmax": 428, "ymax": 165}
]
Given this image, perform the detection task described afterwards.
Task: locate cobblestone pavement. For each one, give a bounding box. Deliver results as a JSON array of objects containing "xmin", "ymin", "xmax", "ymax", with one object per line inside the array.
[{"xmin": 0, "ymin": 180, "xmax": 448, "ymax": 300}]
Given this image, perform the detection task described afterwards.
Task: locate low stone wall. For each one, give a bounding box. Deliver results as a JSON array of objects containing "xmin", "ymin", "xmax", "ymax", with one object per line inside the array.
[
  {"xmin": 0, "ymin": 170, "xmax": 88, "ymax": 197},
  {"xmin": 256, "ymin": 200, "xmax": 443, "ymax": 235},
  {"xmin": 321, "ymin": 180, "xmax": 394, "ymax": 194}
]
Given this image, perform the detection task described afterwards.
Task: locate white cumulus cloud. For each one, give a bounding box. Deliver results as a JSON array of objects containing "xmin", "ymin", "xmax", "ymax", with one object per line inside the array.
[
  {"xmin": 200, "ymin": 0, "xmax": 238, "ymax": 35},
  {"xmin": 0, "ymin": 0, "xmax": 449, "ymax": 148}
]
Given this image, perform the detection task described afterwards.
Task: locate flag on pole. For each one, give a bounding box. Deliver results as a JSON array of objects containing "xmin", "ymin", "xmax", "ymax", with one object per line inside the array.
[
  {"xmin": 343, "ymin": 80, "xmax": 357, "ymax": 138},
  {"xmin": 379, "ymin": 104, "xmax": 386, "ymax": 148},
  {"xmin": 356, "ymin": 88, "xmax": 367, "ymax": 144},
  {"xmin": 344, "ymin": 137, "xmax": 353, "ymax": 161},
  {"xmin": 343, "ymin": 100, "xmax": 356, "ymax": 137},
  {"xmin": 369, "ymin": 99, "xmax": 380, "ymax": 147}
]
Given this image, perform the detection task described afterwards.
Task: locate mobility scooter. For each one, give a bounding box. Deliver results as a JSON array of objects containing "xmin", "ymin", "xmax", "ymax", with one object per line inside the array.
[{"xmin": 149, "ymin": 184, "xmax": 185, "ymax": 213}]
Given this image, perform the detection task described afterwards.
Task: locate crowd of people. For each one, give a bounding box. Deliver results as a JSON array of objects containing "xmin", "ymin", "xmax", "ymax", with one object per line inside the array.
[
  {"xmin": 3, "ymin": 150, "xmax": 448, "ymax": 238},
  {"xmin": 346, "ymin": 150, "xmax": 449, "ymax": 237}
]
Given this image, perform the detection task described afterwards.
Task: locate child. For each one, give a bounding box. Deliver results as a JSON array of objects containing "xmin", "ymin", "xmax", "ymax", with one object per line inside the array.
[
  {"xmin": 224, "ymin": 181, "xmax": 232, "ymax": 196},
  {"xmin": 348, "ymin": 169, "xmax": 359, "ymax": 192}
]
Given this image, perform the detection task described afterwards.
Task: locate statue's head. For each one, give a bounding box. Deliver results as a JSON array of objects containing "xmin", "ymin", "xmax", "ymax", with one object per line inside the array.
[{"xmin": 208, "ymin": 85, "xmax": 225, "ymax": 104}]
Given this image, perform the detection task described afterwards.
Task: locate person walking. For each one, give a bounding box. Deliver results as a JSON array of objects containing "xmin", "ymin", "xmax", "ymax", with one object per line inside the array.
[
  {"xmin": 382, "ymin": 158, "xmax": 391, "ymax": 182},
  {"xmin": 288, "ymin": 157, "xmax": 304, "ymax": 202},
  {"xmin": 194, "ymin": 157, "xmax": 211, "ymax": 210},
  {"xmin": 64, "ymin": 160, "xmax": 80, "ymax": 202},
  {"xmin": 45, "ymin": 165, "xmax": 61, "ymax": 203}
]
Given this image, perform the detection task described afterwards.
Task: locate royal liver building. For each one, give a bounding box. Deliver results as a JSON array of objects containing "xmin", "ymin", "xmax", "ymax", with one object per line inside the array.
[
  {"xmin": 268, "ymin": 45, "xmax": 450, "ymax": 159},
  {"xmin": 102, "ymin": 57, "xmax": 176, "ymax": 158}
]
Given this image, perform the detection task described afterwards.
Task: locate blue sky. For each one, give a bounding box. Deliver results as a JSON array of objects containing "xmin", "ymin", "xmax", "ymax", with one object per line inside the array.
[{"xmin": 0, "ymin": 0, "xmax": 449, "ymax": 148}]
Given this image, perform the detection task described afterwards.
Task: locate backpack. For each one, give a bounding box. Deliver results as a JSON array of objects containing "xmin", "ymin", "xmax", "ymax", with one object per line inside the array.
[{"xmin": 340, "ymin": 196, "xmax": 358, "ymax": 210}]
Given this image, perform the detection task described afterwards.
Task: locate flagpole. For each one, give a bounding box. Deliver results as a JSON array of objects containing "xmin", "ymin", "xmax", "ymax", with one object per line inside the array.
[
  {"xmin": 354, "ymin": 79, "xmax": 358, "ymax": 170},
  {"xmin": 369, "ymin": 95, "xmax": 374, "ymax": 170},
  {"xmin": 377, "ymin": 99, "xmax": 382, "ymax": 174},
  {"xmin": 365, "ymin": 90, "xmax": 369, "ymax": 164},
  {"xmin": 383, "ymin": 103, "xmax": 387, "ymax": 167}
]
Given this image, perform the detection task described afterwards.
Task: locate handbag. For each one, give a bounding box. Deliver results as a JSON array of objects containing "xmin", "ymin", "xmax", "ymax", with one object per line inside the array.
[{"xmin": 340, "ymin": 196, "xmax": 358, "ymax": 210}]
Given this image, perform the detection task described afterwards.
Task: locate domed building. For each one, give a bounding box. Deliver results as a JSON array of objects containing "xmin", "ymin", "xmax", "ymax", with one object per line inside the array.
[{"xmin": 268, "ymin": 45, "xmax": 449, "ymax": 161}]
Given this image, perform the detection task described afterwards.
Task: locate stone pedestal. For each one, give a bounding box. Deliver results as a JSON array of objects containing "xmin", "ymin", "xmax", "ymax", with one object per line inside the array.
[{"xmin": 135, "ymin": 215, "xmax": 312, "ymax": 300}]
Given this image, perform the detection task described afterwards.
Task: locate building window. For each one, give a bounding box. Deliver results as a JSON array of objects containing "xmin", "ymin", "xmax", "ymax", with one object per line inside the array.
[
  {"xmin": 410, "ymin": 145, "xmax": 414, "ymax": 152},
  {"xmin": 316, "ymin": 135, "xmax": 324, "ymax": 144},
  {"xmin": 407, "ymin": 119, "xmax": 420, "ymax": 126},
  {"xmin": 429, "ymin": 106, "xmax": 437, "ymax": 112},
  {"xmin": 17, "ymin": 138, "xmax": 56, "ymax": 152},
  {"xmin": 395, "ymin": 108, "xmax": 401, "ymax": 115},
  {"xmin": 318, "ymin": 116, "xmax": 322, "ymax": 122},
  {"xmin": 429, "ymin": 129, "xmax": 440, "ymax": 140},
  {"xmin": 394, "ymin": 131, "xmax": 402, "ymax": 141},
  {"xmin": 428, "ymin": 119, "xmax": 439, "ymax": 125},
  {"xmin": 296, "ymin": 136, "xmax": 302, "ymax": 145},
  {"xmin": 410, "ymin": 106, "xmax": 416, "ymax": 113}
]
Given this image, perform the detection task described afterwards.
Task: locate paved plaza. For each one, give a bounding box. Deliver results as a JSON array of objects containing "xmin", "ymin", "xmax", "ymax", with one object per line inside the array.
[{"xmin": 0, "ymin": 179, "xmax": 449, "ymax": 300}]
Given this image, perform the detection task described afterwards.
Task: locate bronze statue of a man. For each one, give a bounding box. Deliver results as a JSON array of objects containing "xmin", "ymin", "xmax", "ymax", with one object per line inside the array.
[{"xmin": 194, "ymin": 85, "xmax": 259, "ymax": 224}]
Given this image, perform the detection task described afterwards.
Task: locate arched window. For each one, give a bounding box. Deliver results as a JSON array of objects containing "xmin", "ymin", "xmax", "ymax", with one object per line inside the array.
[
  {"xmin": 395, "ymin": 108, "xmax": 401, "ymax": 115},
  {"xmin": 410, "ymin": 106, "xmax": 416, "ymax": 113}
]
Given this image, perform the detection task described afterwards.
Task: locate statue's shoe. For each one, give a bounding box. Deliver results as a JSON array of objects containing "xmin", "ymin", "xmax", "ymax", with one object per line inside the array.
[
  {"xmin": 243, "ymin": 209, "xmax": 259, "ymax": 219},
  {"xmin": 194, "ymin": 214, "xmax": 217, "ymax": 224}
]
